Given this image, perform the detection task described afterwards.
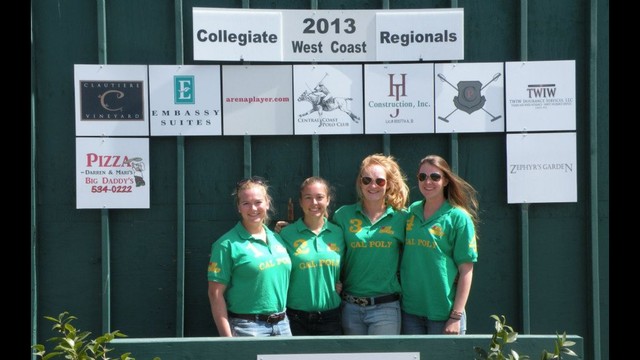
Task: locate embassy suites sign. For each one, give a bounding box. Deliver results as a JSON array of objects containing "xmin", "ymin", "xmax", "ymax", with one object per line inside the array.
[{"xmin": 192, "ymin": 8, "xmax": 464, "ymax": 62}]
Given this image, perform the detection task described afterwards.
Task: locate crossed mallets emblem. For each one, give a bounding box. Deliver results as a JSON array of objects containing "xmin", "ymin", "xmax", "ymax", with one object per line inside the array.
[{"xmin": 437, "ymin": 73, "xmax": 502, "ymax": 122}]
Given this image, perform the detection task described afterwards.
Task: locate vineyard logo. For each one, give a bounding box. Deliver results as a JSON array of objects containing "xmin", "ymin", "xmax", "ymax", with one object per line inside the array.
[{"xmin": 80, "ymin": 81, "xmax": 144, "ymax": 120}]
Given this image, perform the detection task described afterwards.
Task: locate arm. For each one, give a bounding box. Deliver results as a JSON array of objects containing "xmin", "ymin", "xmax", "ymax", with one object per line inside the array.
[
  {"xmin": 274, "ymin": 220, "xmax": 290, "ymax": 233},
  {"xmin": 208, "ymin": 281, "xmax": 232, "ymax": 337},
  {"xmin": 443, "ymin": 262, "xmax": 473, "ymax": 334}
]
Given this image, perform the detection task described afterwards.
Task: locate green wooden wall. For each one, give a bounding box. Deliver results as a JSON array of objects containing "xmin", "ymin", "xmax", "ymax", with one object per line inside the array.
[{"xmin": 31, "ymin": 0, "xmax": 608, "ymax": 359}]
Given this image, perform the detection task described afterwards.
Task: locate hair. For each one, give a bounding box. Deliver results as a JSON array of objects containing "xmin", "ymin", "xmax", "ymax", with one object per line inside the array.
[
  {"xmin": 356, "ymin": 153, "xmax": 409, "ymax": 211},
  {"xmin": 418, "ymin": 155, "xmax": 480, "ymax": 229},
  {"xmin": 232, "ymin": 176, "xmax": 274, "ymax": 225},
  {"xmin": 299, "ymin": 176, "xmax": 335, "ymax": 218}
]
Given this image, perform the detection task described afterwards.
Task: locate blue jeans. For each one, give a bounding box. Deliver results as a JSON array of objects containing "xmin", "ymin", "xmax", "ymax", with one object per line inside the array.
[
  {"xmin": 341, "ymin": 300, "xmax": 401, "ymax": 335},
  {"xmin": 401, "ymin": 310, "xmax": 467, "ymax": 335},
  {"xmin": 229, "ymin": 315, "xmax": 292, "ymax": 337}
]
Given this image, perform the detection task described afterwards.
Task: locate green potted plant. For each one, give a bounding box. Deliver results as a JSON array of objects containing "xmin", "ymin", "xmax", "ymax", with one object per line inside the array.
[
  {"xmin": 540, "ymin": 332, "xmax": 578, "ymax": 360},
  {"xmin": 474, "ymin": 314, "xmax": 579, "ymax": 360},
  {"xmin": 32, "ymin": 311, "xmax": 160, "ymax": 360}
]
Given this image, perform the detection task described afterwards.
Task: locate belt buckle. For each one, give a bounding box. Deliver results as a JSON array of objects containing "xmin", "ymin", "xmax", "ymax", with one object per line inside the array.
[
  {"xmin": 267, "ymin": 313, "xmax": 282, "ymax": 324},
  {"xmin": 355, "ymin": 297, "xmax": 369, "ymax": 307}
]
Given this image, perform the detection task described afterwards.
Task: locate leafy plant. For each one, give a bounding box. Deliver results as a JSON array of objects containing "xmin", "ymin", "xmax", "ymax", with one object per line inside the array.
[
  {"xmin": 474, "ymin": 314, "xmax": 579, "ymax": 360},
  {"xmin": 31, "ymin": 311, "xmax": 160, "ymax": 360},
  {"xmin": 540, "ymin": 332, "xmax": 578, "ymax": 360},
  {"xmin": 474, "ymin": 314, "xmax": 529, "ymax": 360}
]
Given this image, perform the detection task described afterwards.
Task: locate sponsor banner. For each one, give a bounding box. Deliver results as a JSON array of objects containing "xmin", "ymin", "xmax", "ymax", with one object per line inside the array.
[
  {"xmin": 76, "ymin": 137, "xmax": 150, "ymax": 209},
  {"xmin": 435, "ymin": 62, "xmax": 505, "ymax": 133},
  {"xmin": 74, "ymin": 60, "xmax": 578, "ymax": 137},
  {"xmin": 507, "ymin": 132, "xmax": 577, "ymax": 204},
  {"xmin": 364, "ymin": 63, "xmax": 435, "ymax": 134},
  {"xmin": 222, "ymin": 65, "xmax": 294, "ymax": 136},
  {"xmin": 293, "ymin": 64, "xmax": 364, "ymax": 135},
  {"xmin": 505, "ymin": 60, "xmax": 576, "ymax": 132},
  {"xmin": 149, "ymin": 65, "xmax": 222, "ymax": 136},
  {"xmin": 74, "ymin": 64, "xmax": 149, "ymax": 136},
  {"xmin": 193, "ymin": 8, "xmax": 463, "ymax": 62}
]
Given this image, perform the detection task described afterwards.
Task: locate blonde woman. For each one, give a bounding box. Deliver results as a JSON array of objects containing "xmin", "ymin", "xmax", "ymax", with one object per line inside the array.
[
  {"xmin": 332, "ymin": 154, "xmax": 410, "ymax": 335},
  {"xmin": 207, "ymin": 176, "xmax": 292, "ymax": 337}
]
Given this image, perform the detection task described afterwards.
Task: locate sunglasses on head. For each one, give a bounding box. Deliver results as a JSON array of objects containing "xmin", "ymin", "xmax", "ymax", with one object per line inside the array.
[
  {"xmin": 361, "ymin": 176, "xmax": 387, "ymax": 187},
  {"xmin": 418, "ymin": 172, "xmax": 443, "ymax": 182},
  {"xmin": 236, "ymin": 176, "xmax": 266, "ymax": 190}
]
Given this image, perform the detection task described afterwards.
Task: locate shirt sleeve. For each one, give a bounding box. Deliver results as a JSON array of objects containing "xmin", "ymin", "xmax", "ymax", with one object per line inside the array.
[{"xmin": 207, "ymin": 239, "xmax": 233, "ymax": 284}]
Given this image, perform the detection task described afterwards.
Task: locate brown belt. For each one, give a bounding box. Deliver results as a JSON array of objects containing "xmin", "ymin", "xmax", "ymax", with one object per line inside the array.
[
  {"xmin": 228, "ymin": 311, "xmax": 286, "ymax": 324},
  {"xmin": 342, "ymin": 293, "xmax": 400, "ymax": 307}
]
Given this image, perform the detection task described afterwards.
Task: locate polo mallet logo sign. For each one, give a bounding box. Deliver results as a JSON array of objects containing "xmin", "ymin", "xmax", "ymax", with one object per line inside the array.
[{"xmin": 437, "ymin": 73, "xmax": 502, "ymax": 122}]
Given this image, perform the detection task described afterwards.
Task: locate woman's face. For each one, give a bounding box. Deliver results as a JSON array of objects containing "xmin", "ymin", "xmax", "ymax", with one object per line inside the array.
[
  {"xmin": 237, "ymin": 185, "xmax": 269, "ymax": 225},
  {"xmin": 417, "ymin": 163, "xmax": 448, "ymax": 200},
  {"xmin": 300, "ymin": 181, "xmax": 330, "ymax": 219},
  {"xmin": 360, "ymin": 164, "xmax": 388, "ymax": 203}
]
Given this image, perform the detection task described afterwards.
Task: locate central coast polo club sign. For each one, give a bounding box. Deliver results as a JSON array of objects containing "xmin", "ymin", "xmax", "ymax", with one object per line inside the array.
[{"xmin": 192, "ymin": 8, "xmax": 464, "ymax": 62}]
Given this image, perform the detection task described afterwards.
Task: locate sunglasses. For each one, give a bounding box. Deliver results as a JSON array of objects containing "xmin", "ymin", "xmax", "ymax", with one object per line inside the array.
[
  {"xmin": 236, "ymin": 176, "xmax": 266, "ymax": 190},
  {"xmin": 361, "ymin": 176, "xmax": 387, "ymax": 187},
  {"xmin": 417, "ymin": 172, "xmax": 443, "ymax": 182}
]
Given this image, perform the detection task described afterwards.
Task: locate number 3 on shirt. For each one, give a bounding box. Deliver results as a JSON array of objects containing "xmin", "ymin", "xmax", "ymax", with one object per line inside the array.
[{"xmin": 349, "ymin": 218, "xmax": 363, "ymax": 233}]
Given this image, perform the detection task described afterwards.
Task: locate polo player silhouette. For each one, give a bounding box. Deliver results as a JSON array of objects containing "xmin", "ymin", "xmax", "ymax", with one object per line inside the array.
[{"xmin": 311, "ymin": 75, "xmax": 333, "ymax": 109}]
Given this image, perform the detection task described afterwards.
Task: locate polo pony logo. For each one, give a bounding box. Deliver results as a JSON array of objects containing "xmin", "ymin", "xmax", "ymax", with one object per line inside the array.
[{"xmin": 297, "ymin": 72, "xmax": 361, "ymax": 123}]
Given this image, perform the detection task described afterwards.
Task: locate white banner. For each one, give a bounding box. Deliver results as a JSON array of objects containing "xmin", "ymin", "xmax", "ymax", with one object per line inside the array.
[
  {"xmin": 364, "ymin": 63, "xmax": 435, "ymax": 134},
  {"xmin": 435, "ymin": 62, "xmax": 505, "ymax": 133},
  {"xmin": 222, "ymin": 65, "xmax": 294, "ymax": 136},
  {"xmin": 281, "ymin": 10, "xmax": 375, "ymax": 62},
  {"xmin": 505, "ymin": 60, "xmax": 576, "ymax": 132},
  {"xmin": 507, "ymin": 132, "xmax": 577, "ymax": 204},
  {"xmin": 293, "ymin": 64, "xmax": 364, "ymax": 135},
  {"xmin": 76, "ymin": 137, "xmax": 150, "ymax": 209},
  {"xmin": 193, "ymin": 8, "xmax": 282, "ymax": 61},
  {"xmin": 375, "ymin": 9, "xmax": 463, "ymax": 61},
  {"xmin": 74, "ymin": 64, "xmax": 149, "ymax": 136},
  {"xmin": 149, "ymin": 65, "xmax": 222, "ymax": 136},
  {"xmin": 193, "ymin": 8, "xmax": 463, "ymax": 62}
]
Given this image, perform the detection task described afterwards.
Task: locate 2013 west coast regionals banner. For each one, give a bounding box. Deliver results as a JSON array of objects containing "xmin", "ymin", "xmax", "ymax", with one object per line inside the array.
[{"xmin": 193, "ymin": 8, "xmax": 464, "ymax": 62}]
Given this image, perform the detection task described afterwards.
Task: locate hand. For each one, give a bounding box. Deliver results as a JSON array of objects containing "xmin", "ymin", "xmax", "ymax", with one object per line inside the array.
[
  {"xmin": 274, "ymin": 221, "xmax": 289, "ymax": 233},
  {"xmin": 443, "ymin": 318, "xmax": 461, "ymax": 335},
  {"xmin": 335, "ymin": 282, "xmax": 343, "ymax": 294}
]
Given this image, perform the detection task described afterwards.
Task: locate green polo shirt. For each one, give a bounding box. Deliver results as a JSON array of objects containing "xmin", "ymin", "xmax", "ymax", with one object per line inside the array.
[
  {"xmin": 208, "ymin": 222, "xmax": 292, "ymax": 314},
  {"xmin": 400, "ymin": 200, "xmax": 478, "ymax": 320},
  {"xmin": 332, "ymin": 203, "xmax": 407, "ymax": 298},
  {"xmin": 280, "ymin": 217, "xmax": 345, "ymax": 312}
]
